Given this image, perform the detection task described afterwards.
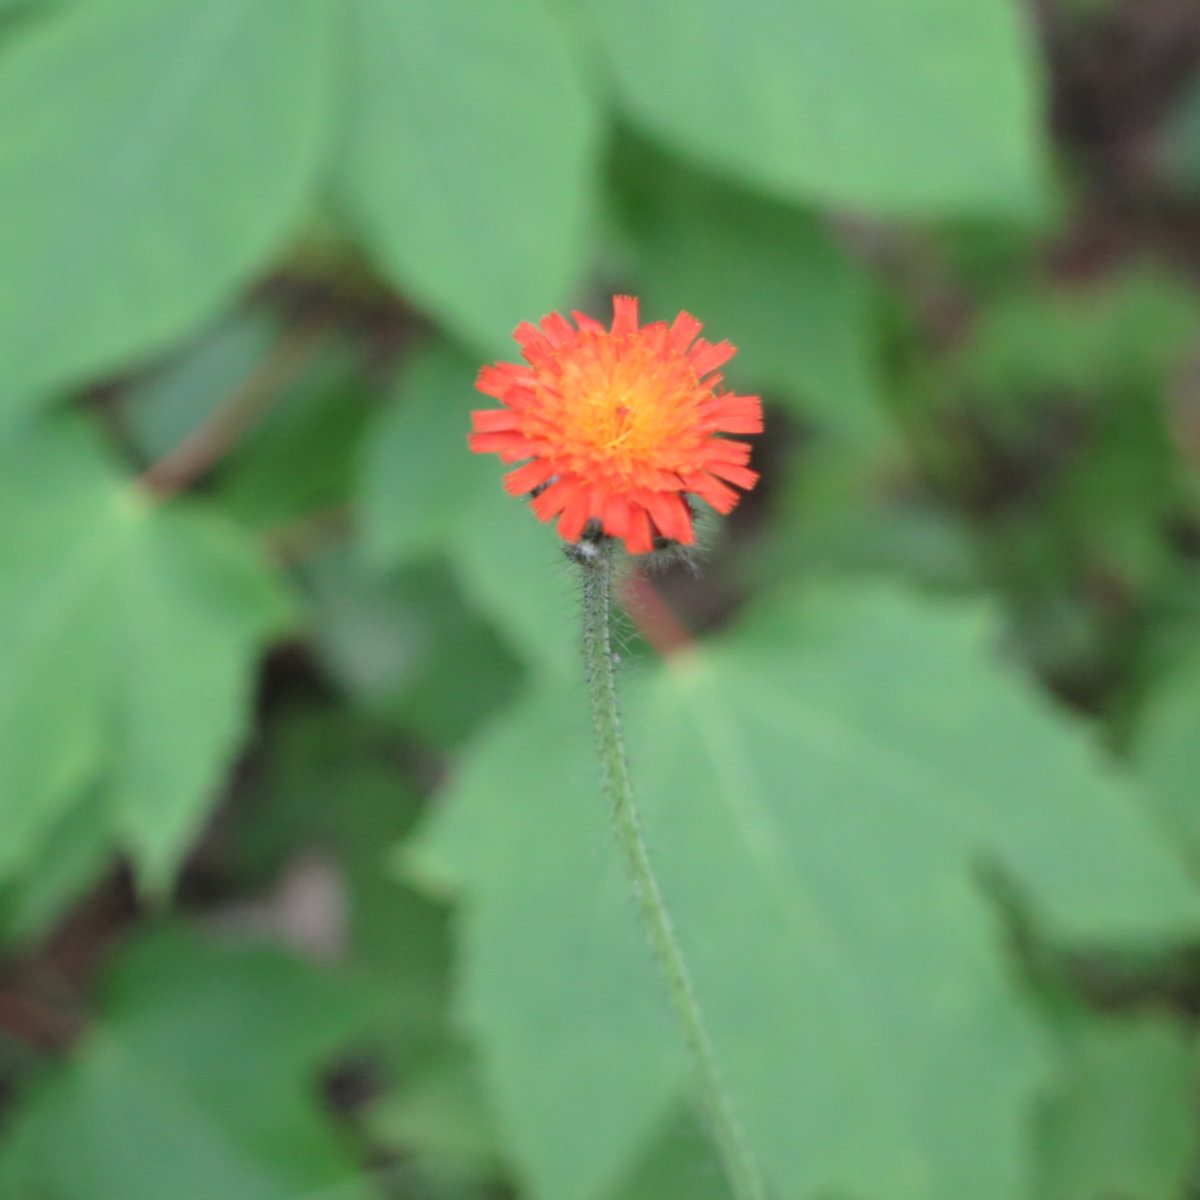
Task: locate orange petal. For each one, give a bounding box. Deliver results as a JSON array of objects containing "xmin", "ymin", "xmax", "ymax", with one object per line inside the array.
[
  {"xmin": 625, "ymin": 505, "xmax": 654, "ymax": 554},
  {"xmin": 540, "ymin": 311, "xmax": 575, "ymax": 346},
  {"xmin": 666, "ymin": 311, "xmax": 703, "ymax": 354},
  {"xmin": 557, "ymin": 487, "xmax": 592, "ymax": 542},
  {"xmin": 475, "ymin": 365, "xmax": 514, "ymax": 399},
  {"xmin": 503, "ymin": 460, "xmax": 556, "ymax": 496},
  {"xmin": 687, "ymin": 471, "xmax": 740, "ymax": 514},
  {"xmin": 572, "ymin": 310, "xmax": 605, "ymax": 335},
  {"xmin": 643, "ymin": 491, "xmax": 695, "ymax": 544},
  {"xmin": 711, "ymin": 394, "xmax": 763, "ymax": 434},
  {"xmin": 530, "ymin": 477, "xmax": 576, "ymax": 521},
  {"xmin": 708, "ymin": 462, "xmax": 759, "ymax": 490},
  {"xmin": 690, "ymin": 339, "xmax": 736, "ymax": 376},
  {"xmin": 702, "ymin": 438, "xmax": 753, "ymax": 466},
  {"xmin": 513, "ymin": 320, "xmax": 548, "ymax": 352},
  {"xmin": 640, "ymin": 321, "xmax": 669, "ymax": 354},
  {"xmin": 611, "ymin": 295, "xmax": 639, "ymax": 338},
  {"xmin": 471, "ymin": 408, "xmax": 519, "ymax": 432},
  {"xmin": 468, "ymin": 431, "xmax": 529, "ymax": 456},
  {"xmin": 602, "ymin": 493, "xmax": 633, "ymax": 541}
]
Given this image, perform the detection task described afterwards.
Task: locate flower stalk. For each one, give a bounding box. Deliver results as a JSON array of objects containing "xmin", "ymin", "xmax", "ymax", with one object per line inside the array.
[{"xmin": 577, "ymin": 538, "xmax": 767, "ymax": 1200}]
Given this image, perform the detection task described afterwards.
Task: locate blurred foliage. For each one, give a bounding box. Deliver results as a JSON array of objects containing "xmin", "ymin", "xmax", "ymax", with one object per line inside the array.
[
  {"xmin": 2, "ymin": 2, "xmax": 1200, "ymax": 1200},
  {"xmin": 1035, "ymin": 1009, "xmax": 1197, "ymax": 1200}
]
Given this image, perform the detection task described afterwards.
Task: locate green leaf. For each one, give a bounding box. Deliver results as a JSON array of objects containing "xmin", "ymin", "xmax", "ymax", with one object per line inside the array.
[
  {"xmin": 414, "ymin": 585, "xmax": 1200, "ymax": 1200},
  {"xmin": 609, "ymin": 1107, "xmax": 731, "ymax": 1200},
  {"xmin": 953, "ymin": 272, "xmax": 1200, "ymax": 417},
  {"xmin": 449, "ymin": 490, "xmax": 582, "ymax": 678},
  {"xmin": 1137, "ymin": 651, "xmax": 1200, "ymax": 880},
  {"xmin": 230, "ymin": 702, "xmax": 458, "ymax": 1072},
  {"xmin": 0, "ymin": 927, "xmax": 372, "ymax": 1200},
  {"xmin": 585, "ymin": 0, "xmax": 1046, "ymax": 216},
  {"xmin": 358, "ymin": 339, "xmax": 582, "ymax": 676},
  {"xmin": 303, "ymin": 551, "xmax": 522, "ymax": 747},
  {"xmin": 360, "ymin": 343, "xmax": 496, "ymax": 568},
  {"xmin": 367, "ymin": 1042, "xmax": 505, "ymax": 1176},
  {"xmin": 338, "ymin": 0, "xmax": 600, "ymax": 351},
  {"xmin": 0, "ymin": 419, "xmax": 290, "ymax": 891},
  {"xmin": 231, "ymin": 705, "xmax": 503, "ymax": 1191},
  {"xmin": 0, "ymin": 0, "xmax": 333, "ymax": 413},
  {"xmin": 0, "ymin": 0, "xmax": 49, "ymax": 38},
  {"xmin": 1035, "ymin": 1013, "xmax": 1198, "ymax": 1200},
  {"xmin": 218, "ymin": 343, "xmax": 370, "ymax": 532},
  {"xmin": 0, "ymin": 784, "xmax": 111, "ymax": 943},
  {"xmin": 940, "ymin": 272, "xmax": 1200, "ymax": 670},
  {"xmin": 110, "ymin": 505, "xmax": 289, "ymax": 883},
  {"xmin": 406, "ymin": 683, "xmax": 688, "ymax": 1200},
  {"xmin": 621, "ymin": 150, "xmax": 886, "ymax": 441}
]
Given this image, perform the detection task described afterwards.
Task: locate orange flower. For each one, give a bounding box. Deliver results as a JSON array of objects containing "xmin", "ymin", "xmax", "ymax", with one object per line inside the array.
[{"xmin": 468, "ymin": 296, "xmax": 762, "ymax": 554}]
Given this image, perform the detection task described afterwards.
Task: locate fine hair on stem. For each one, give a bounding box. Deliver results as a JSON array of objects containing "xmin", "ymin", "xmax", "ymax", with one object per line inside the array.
[{"xmin": 575, "ymin": 535, "xmax": 767, "ymax": 1200}]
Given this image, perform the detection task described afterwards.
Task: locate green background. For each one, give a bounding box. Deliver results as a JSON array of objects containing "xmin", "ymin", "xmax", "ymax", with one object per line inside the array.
[{"xmin": 1, "ymin": 0, "xmax": 1200, "ymax": 1198}]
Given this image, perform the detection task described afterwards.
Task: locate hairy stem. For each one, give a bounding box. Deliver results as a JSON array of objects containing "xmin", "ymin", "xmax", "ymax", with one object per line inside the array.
[{"xmin": 578, "ymin": 539, "xmax": 767, "ymax": 1200}]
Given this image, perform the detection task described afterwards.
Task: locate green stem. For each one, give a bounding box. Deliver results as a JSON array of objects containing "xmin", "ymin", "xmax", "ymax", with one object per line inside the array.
[{"xmin": 578, "ymin": 539, "xmax": 767, "ymax": 1200}]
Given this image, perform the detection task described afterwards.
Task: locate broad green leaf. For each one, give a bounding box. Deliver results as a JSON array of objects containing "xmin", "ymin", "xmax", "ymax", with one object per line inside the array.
[
  {"xmin": 360, "ymin": 344, "xmax": 496, "ymax": 568},
  {"xmin": 621, "ymin": 150, "xmax": 886, "ymax": 441},
  {"xmin": 230, "ymin": 706, "xmax": 510, "ymax": 1194},
  {"xmin": 230, "ymin": 704, "xmax": 461, "ymax": 1107},
  {"xmin": 585, "ymin": 0, "xmax": 1046, "ymax": 216},
  {"xmin": 338, "ymin": 0, "xmax": 600, "ymax": 352},
  {"xmin": 367, "ymin": 1043, "xmax": 505, "ymax": 1176},
  {"xmin": 1137, "ymin": 651, "xmax": 1200, "ymax": 879},
  {"xmin": 609, "ymin": 1107, "xmax": 731, "ymax": 1200},
  {"xmin": 407, "ymin": 683, "xmax": 688, "ymax": 1200},
  {"xmin": 110, "ymin": 505, "xmax": 289, "ymax": 882},
  {"xmin": 0, "ymin": 419, "xmax": 290, "ymax": 889},
  {"xmin": 0, "ymin": 0, "xmax": 333, "ymax": 413},
  {"xmin": 219, "ymin": 343, "xmax": 369, "ymax": 532},
  {"xmin": 1035, "ymin": 1013, "xmax": 1197, "ymax": 1200},
  {"xmin": 414, "ymin": 585, "xmax": 1200, "ymax": 1200},
  {"xmin": 0, "ymin": 785, "xmax": 111, "ymax": 942},
  {"xmin": 303, "ymin": 551, "xmax": 522, "ymax": 747},
  {"xmin": 0, "ymin": 928, "xmax": 371, "ymax": 1200},
  {"xmin": 448, "ymin": 475, "xmax": 585, "ymax": 678},
  {"xmin": 358, "ymin": 339, "xmax": 576, "ymax": 676},
  {"xmin": 0, "ymin": 0, "xmax": 46, "ymax": 36}
]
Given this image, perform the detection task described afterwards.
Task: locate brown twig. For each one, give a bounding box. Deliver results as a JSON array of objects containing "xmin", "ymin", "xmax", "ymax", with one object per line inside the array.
[
  {"xmin": 140, "ymin": 315, "xmax": 334, "ymax": 499},
  {"xmin": 619, "ymin": 567, "xmax": 697, "ymax": 659}
]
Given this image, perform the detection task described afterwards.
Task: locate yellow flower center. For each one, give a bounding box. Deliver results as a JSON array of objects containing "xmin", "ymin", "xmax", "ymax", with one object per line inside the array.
[{"xmin": 540, "ymin": 337, "xmax": 704, "ymax": 479}]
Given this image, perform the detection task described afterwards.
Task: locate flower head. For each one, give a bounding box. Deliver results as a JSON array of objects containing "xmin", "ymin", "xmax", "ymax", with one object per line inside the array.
[{"xmin": 468, "ymin": 296, "xmax": 762, "ymax": 554}]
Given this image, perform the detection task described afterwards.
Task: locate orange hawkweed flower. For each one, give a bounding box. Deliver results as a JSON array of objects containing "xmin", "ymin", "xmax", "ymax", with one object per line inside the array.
[{"xmin": 468, "ymin": 296, "xmax": 762, "ymax": 555}]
